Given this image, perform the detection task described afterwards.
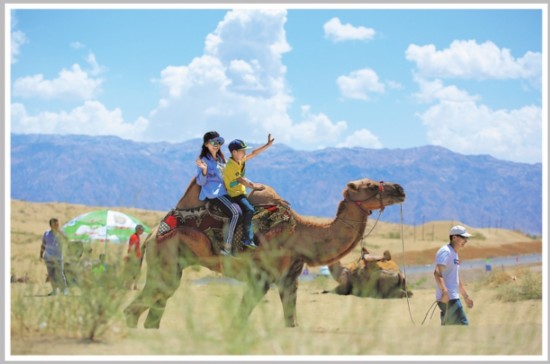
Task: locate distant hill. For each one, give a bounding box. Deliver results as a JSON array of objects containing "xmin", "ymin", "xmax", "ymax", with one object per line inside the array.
[{"xmin": 10, "ymin": 133, "xmax": 542, "ymax": 235}]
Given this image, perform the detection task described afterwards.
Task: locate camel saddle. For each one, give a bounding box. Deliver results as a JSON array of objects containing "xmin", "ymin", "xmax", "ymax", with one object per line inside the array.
[{"xmin": 156, "ymin": 201, "xmax": 295, "ymax": 255}]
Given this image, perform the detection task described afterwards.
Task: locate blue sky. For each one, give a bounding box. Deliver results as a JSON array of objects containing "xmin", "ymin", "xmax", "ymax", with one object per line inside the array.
[{"xmin": 7, "ymin": 4, "xmax": 545, "ymax": 163}]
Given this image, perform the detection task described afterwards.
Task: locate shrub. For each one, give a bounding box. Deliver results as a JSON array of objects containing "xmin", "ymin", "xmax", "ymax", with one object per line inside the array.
[
  {"xmin": 477, "ymin": 268, "xmax": 542, "ymax": 302},
  {"xmin": 472, "ymin": 232, "xmax": 486, "ymax": 240},
  {"xmin": 11, "ymin": 264, "xmax": 129, "ymax": 341},
  {"xmin": 385, "ymin": 232, "xmax": 401, "ymax": 239}
]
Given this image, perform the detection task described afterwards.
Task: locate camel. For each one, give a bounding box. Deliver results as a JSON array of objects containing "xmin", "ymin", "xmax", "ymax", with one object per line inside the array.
[
  {"xmin": 123, "ymin": 177, "xmax": 406, "ymax": 329},
  {"xmin": 324, "ymin": 248, "xmax": 413, "ymax": 298}
]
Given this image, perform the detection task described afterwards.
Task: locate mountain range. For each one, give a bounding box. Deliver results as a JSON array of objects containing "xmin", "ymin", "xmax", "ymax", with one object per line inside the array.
[{"xmin": 10, "ymin": 133, "xmax": 543, "ymax": 235}]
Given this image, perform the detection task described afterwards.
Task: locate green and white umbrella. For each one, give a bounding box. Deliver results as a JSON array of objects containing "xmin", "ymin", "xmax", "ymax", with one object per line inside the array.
[{"xmin": 62, "ymin": 209, "xmax": 150, "ymax": 244}]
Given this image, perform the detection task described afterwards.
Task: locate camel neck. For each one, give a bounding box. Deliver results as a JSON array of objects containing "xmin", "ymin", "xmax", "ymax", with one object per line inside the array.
[{"xmin": 294, "ymin": 200, "xmax": 368, "ymax": 266}]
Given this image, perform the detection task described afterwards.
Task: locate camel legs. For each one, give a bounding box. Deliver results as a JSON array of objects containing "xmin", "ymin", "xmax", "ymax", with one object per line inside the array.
[
  {"xmin": 143, "ymin": 264, "xmax": 184, "ymax": 328},
  {"xmin": 275, "ymin": 259, "xmax": 304, "ymax": 327},
  {"xmin": 125, "ymin": 265, "xmax": 185, "ymax": 329},
  {"xmin": 276, "ymin": 275, "xmax": 299, "ymax": 327},
  {"xmin": 123, "ymin": 290, "xmax": 150, "ymax": 328},
  {"xmin": 232, "ymin": 275, "xmax": 270, "ymax": 328},
  {"xmin": 123, "ymin": 261, "xmax": 184, "ymax": 329},
  {"xmin": 124, "ymin": 239, "xmax": 185, "ymax": 329}
]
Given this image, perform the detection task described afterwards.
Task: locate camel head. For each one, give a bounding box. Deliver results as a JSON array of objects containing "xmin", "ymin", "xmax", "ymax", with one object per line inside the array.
[{"xmin": 344, "ymin": 178, "xmax": 405, "ymax": 210}]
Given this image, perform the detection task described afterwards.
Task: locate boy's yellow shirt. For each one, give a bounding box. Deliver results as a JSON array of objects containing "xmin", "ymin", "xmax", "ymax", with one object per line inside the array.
[{"xmin": 223, "ymin": 157, "xmax": 246, "ymax": 197}]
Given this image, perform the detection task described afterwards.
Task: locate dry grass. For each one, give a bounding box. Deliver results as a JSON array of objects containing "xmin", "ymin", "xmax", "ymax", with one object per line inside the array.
[
  {"xmin": 8, "ymin": 199, "xmax": 544, "ymax": 357},
  {"xmin": 476, "ymin": 268, "xmax": 543, "ymax": 302}
]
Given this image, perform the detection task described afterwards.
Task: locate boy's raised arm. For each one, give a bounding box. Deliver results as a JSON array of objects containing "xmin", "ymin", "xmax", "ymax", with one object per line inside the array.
[{"xmin": 246, "ymin": 134, "xmax": 274, "ymax": 161}]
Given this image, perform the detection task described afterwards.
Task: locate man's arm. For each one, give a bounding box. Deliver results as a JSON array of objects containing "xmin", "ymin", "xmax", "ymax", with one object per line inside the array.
[
  {"xmin": 434, "ymin": 264, "xmax": 449, "ymax": 302},
  {"xmin": 459, "ymin": 277, "xmax": 474, "ymax": 308},
  {"xmin": 40, "ymin": 234, "xmax": 46, "ymax": 259}
]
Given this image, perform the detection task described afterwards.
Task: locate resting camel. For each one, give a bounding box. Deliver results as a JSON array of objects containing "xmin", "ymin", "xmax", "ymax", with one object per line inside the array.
[
  {"xmin": 324, "ymin": 248, "xmax": 413, "ymax": 298},
  {"xmin": 123, "ymin": 177, "xmax": 406, "ymax": 328}
]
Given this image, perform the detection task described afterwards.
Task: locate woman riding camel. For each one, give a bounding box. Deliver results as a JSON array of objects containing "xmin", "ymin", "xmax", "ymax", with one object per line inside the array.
[{"xmin": 195, "ymin": 131, "xmax": 241, "ymax": 256}]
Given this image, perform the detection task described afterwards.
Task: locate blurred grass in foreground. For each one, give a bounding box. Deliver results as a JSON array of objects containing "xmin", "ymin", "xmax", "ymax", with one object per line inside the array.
[{"xmin": 10, "ymin": 266, "xmax": 543, "ymax": 356}]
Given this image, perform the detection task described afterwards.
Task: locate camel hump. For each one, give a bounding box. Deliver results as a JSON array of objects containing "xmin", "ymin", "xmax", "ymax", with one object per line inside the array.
[{"xmin": 248, "ymin": 185, "xmax": 290, "ymax": 208}]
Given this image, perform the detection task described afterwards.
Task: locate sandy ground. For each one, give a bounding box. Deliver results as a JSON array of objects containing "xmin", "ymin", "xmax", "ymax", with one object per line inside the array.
[
  {"xmin": 9, "ymin": 271, "xmax": 544, "ymax": 357},
  {"xmin": 8, "ymin": 199, "xmax": 545, "ymax": 358}
]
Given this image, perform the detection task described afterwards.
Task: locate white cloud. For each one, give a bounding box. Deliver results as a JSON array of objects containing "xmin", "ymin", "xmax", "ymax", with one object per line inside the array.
[
  {"xmin": 405, "ymin": 39, "xmax": 542, "ymax": 87},
  {"xmin": 204, "ymin": 9, "xmax": 291, "ymax": 97},
  {"xmin": 323, "ymin": 17, "xmax": 375, "ymax": 42},
  {"xmin": 11, "ymin": 30, "xmax": 27, "ymax": 64},
  {"xmin": 418, "ymin": 99, "xmax": 541, "ymax": 163},
  {"xmin": 337, "ymin": 68, "xmax": 385, "ymax": 101},
  {"xmin": 408, "ymin": 40, "xmax": 542, "ymax": 163},
  {"xmin": 10, "ymin": 12, "xmax": 27, "ymax": 64},
  {"xmin": 13, "ymin": 64, "xmax": 103, "ymax": 101},
  {"xmin": 288, "ymin": 105, "xmax": 347, "ymax": 148},
  {"xmin": 386, "ymin": 80, "xmax": 403, "ymax": 90},
  {"xmin": 11, "ymin": 101, "xmax": 148, "ymax": 139},
  {"xmin": 146, "ymin": 9, "xmax": 348, "ymax": 150},
  {"xmin": 86, "ymin": 53, "xmax": 104, "ymax": 76},
  {"xmin": 228, "ymin": 59, "xmax": 263, "ymax": 92},
  {"xmin": 337, "ymin": 129, "xmax": 383, "ymax": 149},
  {"xmin": 70, "ymin": 41, "xmax": 85, "ymax": 49},
  {"xmin": 412, "ymin": 76, "xmax": 479, "ymax": 104}
]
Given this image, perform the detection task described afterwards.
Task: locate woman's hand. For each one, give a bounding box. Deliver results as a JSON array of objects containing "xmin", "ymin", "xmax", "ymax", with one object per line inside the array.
[{"xmin": 196, "ymin": 158, "xmax": 207, "ymax": 175}]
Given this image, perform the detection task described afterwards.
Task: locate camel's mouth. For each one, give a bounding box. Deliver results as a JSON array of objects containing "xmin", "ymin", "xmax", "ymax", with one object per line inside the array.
[
  {"xmin": 384, "ymin": 183, "xmax": 405, "ymax": 198},
  {"xmin": 384, "ymin": 197, "xmax": 405, "ymax": 206},
  {"xmin": 379, "ymin": 184, "xmax": 406, "ymax": 207},
  {"xmin": 346, "ymin": 181, "xmax": 406, "ymax": 210}
]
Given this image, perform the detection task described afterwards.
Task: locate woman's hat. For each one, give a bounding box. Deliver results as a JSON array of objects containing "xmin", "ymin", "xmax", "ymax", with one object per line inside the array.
[{"xmin": 203, "ymin": 131, "xmax": 225, "ymax": 145}]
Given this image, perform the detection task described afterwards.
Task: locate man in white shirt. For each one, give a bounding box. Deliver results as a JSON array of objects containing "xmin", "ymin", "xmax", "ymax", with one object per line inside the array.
[{"xmin": 434, "ymin": 225, "xmax": 474, "ymax": 325}]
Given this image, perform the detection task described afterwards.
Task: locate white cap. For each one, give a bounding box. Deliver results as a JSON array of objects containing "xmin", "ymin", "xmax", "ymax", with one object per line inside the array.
[{"xmin": 450, "ymin": 225, "xmax": 472, "ymax": 238}]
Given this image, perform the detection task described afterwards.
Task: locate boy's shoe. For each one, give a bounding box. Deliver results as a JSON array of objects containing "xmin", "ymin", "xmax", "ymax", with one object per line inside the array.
[
  {"xmin": 243, "ymin": 241, "xmax": 257, "ymax": 249},
  {"xmin": 47, "ymin": 289, "xmax": 58, "ymax": 296},
  {"xmin": 220, "ymin": 245, "xmax": 233, "ymax": 256},
  {"xmin": 63, "ymin": 288, "xmax": 69, "ymax": 296}
]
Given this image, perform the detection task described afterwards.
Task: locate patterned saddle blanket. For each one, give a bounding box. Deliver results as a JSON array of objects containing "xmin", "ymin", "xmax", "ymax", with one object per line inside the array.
[{"xmin": 156, "ymin": 202, "xmax": 295, "ymax": 255}]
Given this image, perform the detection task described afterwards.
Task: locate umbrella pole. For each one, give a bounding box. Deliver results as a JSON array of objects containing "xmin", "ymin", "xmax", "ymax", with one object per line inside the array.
[{"xmin": 104, "ymin": 226, "xmax": 108, "ymax": 257}]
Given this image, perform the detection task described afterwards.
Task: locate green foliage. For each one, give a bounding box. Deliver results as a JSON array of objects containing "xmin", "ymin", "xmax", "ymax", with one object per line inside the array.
[
  {"xmin": 384, "ymin": 231, "xmax": 401, "ymax": 239},
  {"xmin": 76, "ymin": 264, "xmax": 129, "ymax": 340},
  {"xmin": 408, "ymin": 276, "xmax": 428, "ymax": 289},
  {"xmin": 11, "ymin": 262, "xmax": 131, "ymax": 341},
  {"xmin": 472, "ymin": 232, "xmax": 486, "ymax": 240}
]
